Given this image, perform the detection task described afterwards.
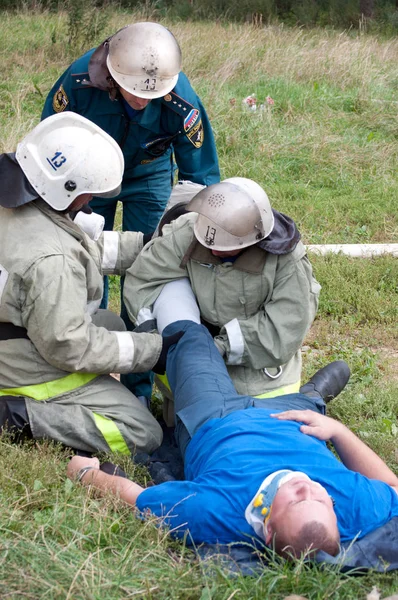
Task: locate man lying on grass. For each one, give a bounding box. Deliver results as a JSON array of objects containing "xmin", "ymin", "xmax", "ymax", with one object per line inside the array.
[{"xmin": 67, "ymin": 281, "xmax": 398, "ymax": 558}]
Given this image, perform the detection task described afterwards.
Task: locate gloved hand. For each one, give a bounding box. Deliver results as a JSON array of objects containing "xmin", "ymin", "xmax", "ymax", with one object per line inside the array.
[
  {"xmin": 133, "ymin": 319, "xmax": 157, "ymax": 333},
  {"xmin": 152, "ymin": 331, "xmax": 185, "ymax": 374}
]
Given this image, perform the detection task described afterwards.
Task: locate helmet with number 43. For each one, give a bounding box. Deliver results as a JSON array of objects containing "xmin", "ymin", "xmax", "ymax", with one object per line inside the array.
[
  {"xmin": 16, "ymin": 112, "xmax": 124, "ymax": 211},
  {"xmin": 106, "ymin": 22, "xmax": 182, "ymax": 99}
]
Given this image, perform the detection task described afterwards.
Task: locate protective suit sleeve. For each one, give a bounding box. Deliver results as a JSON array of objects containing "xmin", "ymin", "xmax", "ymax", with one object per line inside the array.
[
  {"xmin": 123, "ymin": 219, "xmax": 192, "ymax": 324},
  {"xmin": 21, "ymin": 254, "xmax": 162, "ymax": 374},
  {"xmin": 214, "ymin": 250, "xmax": 321, "ymax": 369},
  {"xmin": 96, "ymin": 230, "xmax": 144, "ymax": 276},
  {"xmin": 171, "ymin": 74, "xmax": 220, "ymax": 186}
]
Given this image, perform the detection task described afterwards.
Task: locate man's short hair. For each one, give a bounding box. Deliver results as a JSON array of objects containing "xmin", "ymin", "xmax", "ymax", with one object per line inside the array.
[{"xmin": 274, "ymin": 520, "xmax": 340, "ymax": 559}]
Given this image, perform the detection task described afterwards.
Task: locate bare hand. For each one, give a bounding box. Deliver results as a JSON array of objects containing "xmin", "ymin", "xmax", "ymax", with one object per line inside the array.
[
  {"xmin": 67, "ymin": 455, "xmax": 100, "ymax": 481},
  {"xmin": 270, "ymin": 409, "xmax": 345, "ymax": 441}
]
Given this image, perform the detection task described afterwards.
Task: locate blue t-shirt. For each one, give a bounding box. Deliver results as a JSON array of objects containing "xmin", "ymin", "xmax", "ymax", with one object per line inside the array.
[{"xmin": 136, "ymin": 408, "xmax": 398, "ymax": 545}]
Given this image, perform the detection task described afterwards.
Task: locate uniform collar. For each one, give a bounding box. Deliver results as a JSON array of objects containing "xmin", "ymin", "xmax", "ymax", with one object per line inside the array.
[
  {"xmin": 34, "ymin": 200, "xmax": 88, "ymax": 243},
  {"xmin": 182, "ymin": 238, "xmax": 267, "ymax": 274},
  {"xmin": 130, "ymin": 100, "xmax": 161, "ymax": 132}
]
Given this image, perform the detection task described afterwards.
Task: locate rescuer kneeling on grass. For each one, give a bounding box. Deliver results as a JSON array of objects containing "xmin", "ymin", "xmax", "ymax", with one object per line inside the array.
[
  {"xmin": 123, "ymin": 177, "xmax": 322, "ymax": 424},
  {"xmin": 0, "ymin": 113, "xmax": 182, "ymax": 456}
]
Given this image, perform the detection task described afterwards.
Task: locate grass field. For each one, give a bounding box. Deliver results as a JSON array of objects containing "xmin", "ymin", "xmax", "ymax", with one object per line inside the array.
[{"xmin": 0, "ymin": 9, "xmax": 397, "ymax": 599}]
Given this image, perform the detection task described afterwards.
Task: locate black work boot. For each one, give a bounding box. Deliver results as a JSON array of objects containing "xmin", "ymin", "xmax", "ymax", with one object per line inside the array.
[
  {"xmin": 299, "ymin": 361, "xmax": 351, "ymax": 403},
  {"xmin": 0, "ymin": 396, "xmax": 33, "ymax": 441}
]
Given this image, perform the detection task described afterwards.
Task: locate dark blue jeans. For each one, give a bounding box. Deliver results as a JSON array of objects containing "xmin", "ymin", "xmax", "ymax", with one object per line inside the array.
[{"xmin": 164, "ymin": 321, "xmax": 326, "ymax": 458}]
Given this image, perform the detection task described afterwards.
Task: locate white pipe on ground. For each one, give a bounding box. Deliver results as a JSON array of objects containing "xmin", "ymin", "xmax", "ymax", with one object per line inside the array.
[{"xmin": 305, "ymin": 244, "xmax": 398, "ymax": 257}]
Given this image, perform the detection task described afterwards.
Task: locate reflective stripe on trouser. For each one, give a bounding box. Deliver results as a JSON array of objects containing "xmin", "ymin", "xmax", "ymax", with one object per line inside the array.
[
  {"xmin": 22, "ymin": 375, "xmax": 162, "ymax": 455},
  {"xmin": 92, "ymin": 412, "xmax": 130, "ymax": 455},
  {"xmin": 0, "ymin": 372, "xmax": 98, "ymax": 401}
]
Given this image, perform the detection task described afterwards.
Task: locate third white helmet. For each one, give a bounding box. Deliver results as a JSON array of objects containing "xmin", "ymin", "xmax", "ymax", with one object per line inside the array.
[
  {"xmin": 106, "ymin": 22, "xmax": 182, "ymax": 99},
  {"xmin": 188, "ymin": 177, "xmax": 274, "ymax": 251}
]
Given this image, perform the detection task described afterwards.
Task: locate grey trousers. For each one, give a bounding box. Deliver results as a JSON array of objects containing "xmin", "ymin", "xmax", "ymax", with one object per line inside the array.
[{"xmin": 25, "ymin": 310, "xmax": 162, "ymax": 454}]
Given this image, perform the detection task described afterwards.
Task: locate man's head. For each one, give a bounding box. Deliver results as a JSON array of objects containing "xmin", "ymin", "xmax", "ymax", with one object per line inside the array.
[
  {"xmin": 106, "ymin": 22, "xmax": 182, "ymax": 108},
  {"xmin": 187, "ymin": 177, "xmax": 275, "ymax": 255},
  {"xmin": 15, "ymin": 112, "xmax": 124, "ymax": 212},
  {"xmin": 265, "ymin": 476, "xmax": 340, "ymax": 558}
]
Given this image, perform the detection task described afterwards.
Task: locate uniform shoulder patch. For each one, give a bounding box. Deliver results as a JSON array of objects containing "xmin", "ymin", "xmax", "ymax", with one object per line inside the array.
[
  {"xmin": 162, "ymin": 91, "xmax": 203, "ymax": 147},
  {"xmin": 184, "ymin": 108, "xmax": 200, "ymax": 132},
  {"xmin": 52, "ymin": 85, "xmax": 69, "ymax": 113},
  {"xmin": 162, "ymin": 91, "xmax": 194, "ymax": 118},
  {"xmin": 186, "ymin": 119, "xmax": 204, "ymax": 148}
]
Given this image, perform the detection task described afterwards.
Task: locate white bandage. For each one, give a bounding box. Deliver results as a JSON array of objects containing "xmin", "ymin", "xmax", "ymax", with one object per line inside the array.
[
  {"xmin": 73, "ymin": 211, "xmax": 105, "ymax": 241},
  {"xmin": 153, "ymin": 279, "xmax": 200, "ymax": 333}
]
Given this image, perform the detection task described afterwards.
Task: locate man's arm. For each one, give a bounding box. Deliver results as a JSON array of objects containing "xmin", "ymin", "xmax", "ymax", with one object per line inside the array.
[
  {"xmin": 95, "ymin": 230, "xmax": 144, "ymax": 276},
  {"xmin": 214, "ymin": 248, "xmax": 320, "ymax": 369},
  {"xmin": 22, "ymin": 255, "xmax": 162, "ymax": 375},
  {"xmin": 170, "ymin": 73, "xmax": 220, "ymax": 186},
  {"xmin": 271, "ymin": 410, "xmax": 398, "ymax": 492},
  {"xmin": 67, "ymin": 456, "xmax": 144, "ymax": 507},
  {"xmin": 123, "ymin": 216, "xmax": 193, "ymax": 324}
]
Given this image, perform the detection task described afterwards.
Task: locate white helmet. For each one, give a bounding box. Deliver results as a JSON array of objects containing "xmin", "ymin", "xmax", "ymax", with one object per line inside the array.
[
  {"xmin": 188, "ymin": 177, "xmax": 274, "ymax": 251},
  {"xmin": 15, "ymin": 112, "xmax": 124, "ymax": 211},
  {"xmin": 106, "ymin": 22, "xmax": 182, "ymax": 99}
]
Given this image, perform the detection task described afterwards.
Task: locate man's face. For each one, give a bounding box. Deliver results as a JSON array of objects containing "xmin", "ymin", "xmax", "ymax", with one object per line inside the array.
[
  {"xmin": 119, "ymin": 88, "xmax": 151, "ymax": 111},
  {"xmin": 265, "ymin": 476, "xmax": 338, "ymax": 547}
]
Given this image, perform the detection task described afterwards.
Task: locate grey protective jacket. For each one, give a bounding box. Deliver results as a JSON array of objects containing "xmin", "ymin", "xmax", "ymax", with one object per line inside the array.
[
  {"xmin": 0, "ymin": 200, "xmax": 162, "ymax": 392},
  {"xmin": 124, "ymin": 213, "xmax": 321, "ymax": 397}
]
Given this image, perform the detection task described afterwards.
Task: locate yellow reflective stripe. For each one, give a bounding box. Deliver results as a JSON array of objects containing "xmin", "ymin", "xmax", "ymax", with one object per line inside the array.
[
  {"xmin": 92, "ymin": 412, "xmax": 130, "ymax": 455},
  {"xmin": 0, "ymin": 373, "xmax": 98, "ymax": 401},
  {"xmin": 254, "ymin": 381, "xmax": 300, "ymax": 399},
  {"xmin": 156, "ymin": 373, "xmax": 171, "ymax": 391}
]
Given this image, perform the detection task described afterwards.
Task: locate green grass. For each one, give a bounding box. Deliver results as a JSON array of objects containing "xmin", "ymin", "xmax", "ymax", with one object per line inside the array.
[
  {"xmin": 2, "ymin": 441, "xmax": 398, "ymax": 600},
  {"xmin": 0, "ymin": 9, "xmax": 397, "ymax": 598}
]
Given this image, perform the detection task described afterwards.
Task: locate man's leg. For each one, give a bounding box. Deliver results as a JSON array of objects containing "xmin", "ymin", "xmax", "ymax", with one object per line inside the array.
[
  {"xmin": 25, "ymin": 375, "xmax": 163, "ymax": 455},
  {"xmin": 0, "ymin": 396, "xmax": 32, "ymax": 441},
  {"xmin": 253, "ymin": 392, "xmax": 327, "ymax": 415},
  {"xmin": 18, "ymin": 308, "xmax": 162, "ymax": 454},
  {"xmin": 164, "ymin": 320, "xmax": 248, "ymax": 457}
]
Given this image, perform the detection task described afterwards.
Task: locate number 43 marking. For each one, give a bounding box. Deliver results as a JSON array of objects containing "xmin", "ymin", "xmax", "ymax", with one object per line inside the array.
[{"xmin": 143, "ymin": 78, "xmax": 157, "ymax": 91}]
